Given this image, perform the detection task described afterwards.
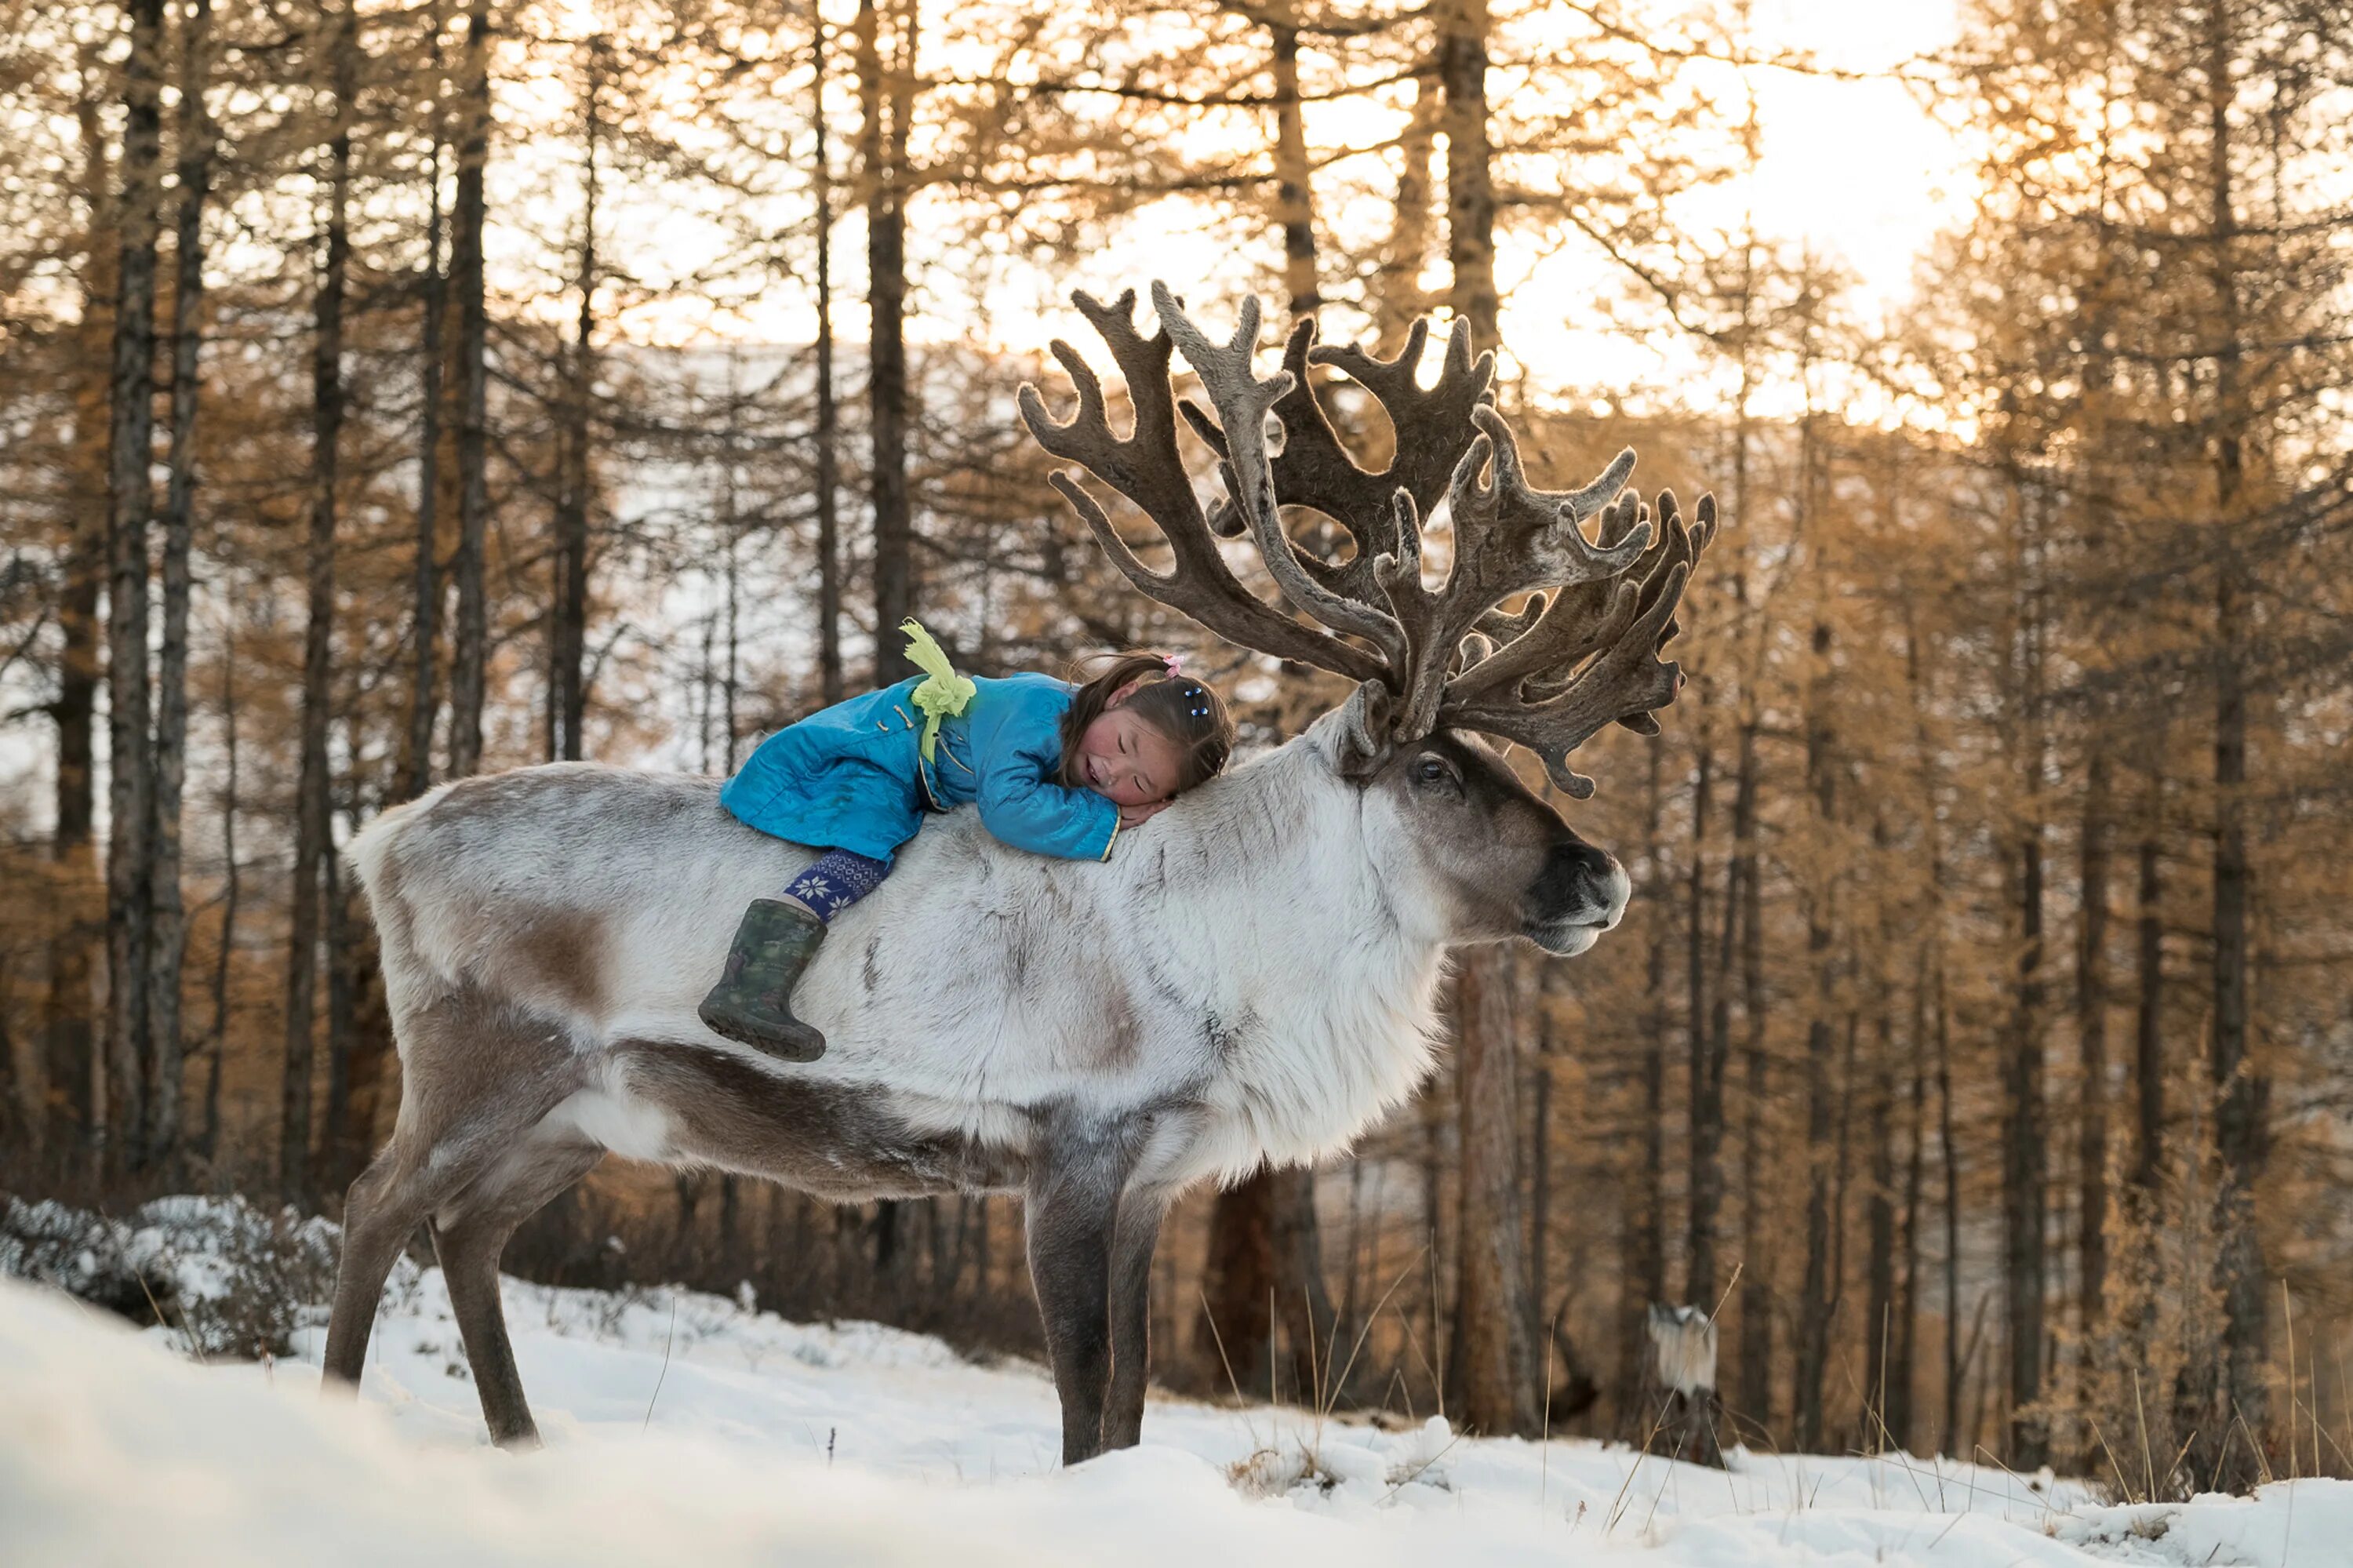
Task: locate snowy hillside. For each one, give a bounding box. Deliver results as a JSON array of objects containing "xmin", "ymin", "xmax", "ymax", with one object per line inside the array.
[{"xmin": 2, "ymin": 1206, "xmax": 2347, "ymax": 1566}]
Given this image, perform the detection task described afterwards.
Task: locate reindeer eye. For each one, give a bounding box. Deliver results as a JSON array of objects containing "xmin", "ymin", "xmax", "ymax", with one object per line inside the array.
[{"xmin": 1413, "ymin": 755, "xmax": 1457, "ymax": 789}]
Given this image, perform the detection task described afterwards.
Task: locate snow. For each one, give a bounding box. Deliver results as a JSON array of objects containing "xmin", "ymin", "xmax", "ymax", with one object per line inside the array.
[{"xmin": 4, "ymin": 1228, "xmax": 2349, "ymax": 1566}]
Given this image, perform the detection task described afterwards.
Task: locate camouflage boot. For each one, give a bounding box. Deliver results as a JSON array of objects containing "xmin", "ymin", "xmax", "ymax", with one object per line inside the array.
[{"xmin": 697, "ymin": 898, "xmax": 829, "ymax": 1062}]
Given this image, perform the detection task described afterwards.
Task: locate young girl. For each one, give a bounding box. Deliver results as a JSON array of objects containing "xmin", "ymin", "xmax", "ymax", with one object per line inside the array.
[{"xmin": 700, "ymin": 621, "xmax": 1235, "ymax": 1061}]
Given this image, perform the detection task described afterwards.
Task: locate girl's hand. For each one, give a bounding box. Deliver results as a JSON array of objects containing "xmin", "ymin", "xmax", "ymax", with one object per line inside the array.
[{"xmin": 1118, "ymin": 799, "xmax": 1171, "ymax": 828}]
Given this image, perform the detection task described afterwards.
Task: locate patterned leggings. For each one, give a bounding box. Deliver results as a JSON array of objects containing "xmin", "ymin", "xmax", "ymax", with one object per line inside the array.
[{"xmin": 784, "ymin": 849, "xmax": 892, "ymax": 923}]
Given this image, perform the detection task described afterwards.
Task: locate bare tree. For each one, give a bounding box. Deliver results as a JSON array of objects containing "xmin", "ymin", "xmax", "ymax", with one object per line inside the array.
[
  {"xmin": 146, "ymin": 0, "xmax": 218, "ymax": 1170},
  {"xmin": 445, "ymin": 0, "xmax": 493, "ymax": 777},
  {"xmin": 104, "ymin": 0, "xmax": 169, "ymax": 1162},
  {"xmin": 284, "ymin": 0, "xmax": 355, "ymax": 1201},
  {"xmin": 859, "ymin": 0, "xmax": 914, "ymax": 684},
  {"xmin": 397, "ymin": 19, "xmax": 449, "ymax": 806},
  {"xmin": 547, "ymin": 35, "xmax": 602, "ymax": 762},
  {"xmin": 812, "ymin": 1, "xmax": 843, "ymax": 705}
]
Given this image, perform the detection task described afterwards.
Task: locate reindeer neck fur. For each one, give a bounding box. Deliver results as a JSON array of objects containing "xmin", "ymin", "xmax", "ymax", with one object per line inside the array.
[{"xmin": 1022, "ymin": 711, "xmax": 1453, "ymax": 1184}]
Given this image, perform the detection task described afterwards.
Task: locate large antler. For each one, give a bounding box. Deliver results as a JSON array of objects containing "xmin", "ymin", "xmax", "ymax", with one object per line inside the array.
[
  {"xmin": 1187, "ymin": 315, "xmax": 1496, "ymax": 602},
  {"xmin": 1439, "ymin": 483, "xmax": 1718, "ymax": 797},
  {"xmin": 1016, "ymin": 289, "xmax": 1387, "ymax": 685},
  {"xmin": 1022, "ymin": 283, "xmax": 1715, "ymax": 796}
]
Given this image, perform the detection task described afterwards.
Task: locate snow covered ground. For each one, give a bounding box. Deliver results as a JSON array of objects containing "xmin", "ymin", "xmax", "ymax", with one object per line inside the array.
[{"xmin": 4, "ymin": 1228, "xmax": 2348, "ymax": 1566}]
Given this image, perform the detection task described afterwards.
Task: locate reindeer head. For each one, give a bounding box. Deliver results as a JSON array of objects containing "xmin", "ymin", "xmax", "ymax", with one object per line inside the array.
[{"xmin": 1018, "ymin": 283, "xmax": 1715, "ymax": 956}]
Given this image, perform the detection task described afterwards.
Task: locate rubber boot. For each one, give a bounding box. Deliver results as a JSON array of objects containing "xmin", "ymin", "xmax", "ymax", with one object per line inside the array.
[{"xmin": 697, "ymin": 898, "xmax": 829, "ymax": 1061}]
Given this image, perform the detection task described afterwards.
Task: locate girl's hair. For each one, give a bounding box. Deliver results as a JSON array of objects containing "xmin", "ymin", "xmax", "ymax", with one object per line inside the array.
[{"xmin": 1056, "ymin": 651, "xmax": 1236, "ymax": 795}]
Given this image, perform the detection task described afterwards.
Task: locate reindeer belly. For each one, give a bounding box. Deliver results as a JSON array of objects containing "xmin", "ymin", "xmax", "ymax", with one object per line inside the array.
[
  {"xmin": 574, "ymin": 1041, "xmax": 1025, "ymax": 1199},
  {"xmin": 540, "ymin": 1079, "xmax": 675, "ymax": 1162}
]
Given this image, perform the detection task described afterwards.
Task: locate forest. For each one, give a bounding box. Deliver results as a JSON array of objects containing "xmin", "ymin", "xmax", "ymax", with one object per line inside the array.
[{"xmin": 2, "ymin": 0, "xmax": 2351, "ymax": 1500}]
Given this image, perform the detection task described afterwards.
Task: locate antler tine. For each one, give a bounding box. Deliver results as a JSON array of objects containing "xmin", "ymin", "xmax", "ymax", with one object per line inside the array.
[
  {"xmin": 1446, "ymin": 487, "xmax": 1659, "ymax": 708},
  {"xmin": 1195, "ymin": 315, "xmax": 1497, "ymax": 595},
  {"xmin": 1150, "ymin": 282, "xmax": 1409, "ymax": 668},
  {"xmin": 1308, "ymin": 308, "xmax": 1487, "ymax": 412},
  {"xmin": 1450, "ymin": 406, "xmax": 1648, "ymax": 598},
  {"xmin": 1018, "ymin": 289, "xmax": 1387, "ymax": 685},
  {"xmin": 1372, "ymin": 489, "xmax": 1454, "ymax": 738},
  {"xmin": 1373, "ymin": 407, "xmax": 1652, "ymax": 742},
  {"xmin": 1319, "ymin": 322, "xmax": 1493, "ymax": 587},
  {"xmin": 1441, "ymin": 489, "xmax": 1718, "ymax": 797},
  {"xmin": 1528, "ymin": 490, "xmax": 1711, "ymax": 711},
  {"xmin": 1446, "ymin": 563, "xmax": 1692, "ymax": 799}
]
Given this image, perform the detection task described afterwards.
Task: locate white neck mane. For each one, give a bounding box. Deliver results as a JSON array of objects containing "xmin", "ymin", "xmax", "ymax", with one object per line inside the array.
[{"xmin": 1102, "ymin": 719, "xmax": 1451, "ymax": 1178}]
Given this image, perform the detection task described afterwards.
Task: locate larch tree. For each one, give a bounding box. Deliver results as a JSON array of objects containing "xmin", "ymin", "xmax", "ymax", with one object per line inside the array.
[
  {"xmin": 145, "ymin": 0, "xmax": 219, "ymax": 1173},
  {"xmin": 104, "ymin": 0, "xmax": 166, "ymax": 1165},
  {"xmin": 281, "ymin": 0, "xmax": 356, "ymax": 1202}
]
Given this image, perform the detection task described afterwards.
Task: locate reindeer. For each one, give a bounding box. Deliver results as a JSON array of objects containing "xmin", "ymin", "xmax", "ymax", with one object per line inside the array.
[{"xmin": 321, "ymin": 283, "xmax": 1715, "ymax": 1464}]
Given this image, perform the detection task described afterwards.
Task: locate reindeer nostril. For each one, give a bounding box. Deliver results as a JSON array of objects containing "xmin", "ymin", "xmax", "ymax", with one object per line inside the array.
[{"xmin": 1534, "ymin": 840, "xmax": 1623, "ymax": 924}]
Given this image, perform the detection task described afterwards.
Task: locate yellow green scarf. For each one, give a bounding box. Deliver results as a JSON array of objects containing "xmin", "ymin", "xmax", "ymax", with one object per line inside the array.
[{"xmin": 901, "ymin": 618, "xmax": 974, "ymax": 763}]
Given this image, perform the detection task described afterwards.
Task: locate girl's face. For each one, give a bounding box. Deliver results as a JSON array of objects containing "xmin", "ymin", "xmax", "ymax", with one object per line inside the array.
[{"xmin": 1075, "ymin": 700, "xmax": 1185, "ymax": 806}]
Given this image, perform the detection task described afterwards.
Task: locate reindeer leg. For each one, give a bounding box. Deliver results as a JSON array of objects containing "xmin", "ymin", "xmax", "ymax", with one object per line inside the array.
[
  {"xmin": 322, "ymin": 1144, "xmax": 431, "ymax": 1388},
  {"xmin": 1026, "ymin": 1161, "xmax": 1124, "ymax": 1466},
  {"xmin": 1101, "ymin": 1189, "xmax": 1166, "ymax": 1452},
  {"xmin": 322, "ymin": 983, "xmax": 587, "ymax": 1403},
  {"xmin": 431, "ymin": 1140, "xmax": 606, "ymax": 1450}
]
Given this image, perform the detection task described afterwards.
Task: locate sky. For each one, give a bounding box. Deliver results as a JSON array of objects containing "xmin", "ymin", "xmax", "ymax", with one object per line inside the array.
[{"xmin": 1726, "ymin": 0, "xmax": 1968, "ymax": 315}]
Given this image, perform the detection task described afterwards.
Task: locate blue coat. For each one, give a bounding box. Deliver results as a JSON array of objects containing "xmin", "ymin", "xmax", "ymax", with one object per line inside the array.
[{"xmin": 718, "ymin": 671, "xmax": 1119, "ymax": 865}]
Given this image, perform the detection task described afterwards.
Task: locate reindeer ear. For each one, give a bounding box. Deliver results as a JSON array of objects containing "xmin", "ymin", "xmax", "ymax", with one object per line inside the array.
[{"xmin": 1336, "ymin": 682, "xmax": 1395, "ymax": 780}]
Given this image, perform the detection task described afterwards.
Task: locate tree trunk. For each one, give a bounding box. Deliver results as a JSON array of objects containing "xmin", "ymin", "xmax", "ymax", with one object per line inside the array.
[
  {"xmin": 202, "ymin": 593, "xmax": 239, "ymax": 1167},
  {"xmin": 1892, "ymin": 963, "xmax": 1926, "ymax": 1453},
  {"xmin": 1197, "ymin": 1172, "xmax": 1275, "ymax": 1395},
  {"xmin": 859, "ymin": 0, "xmax": 914, "ymax": 684},
  {"xmin": 1435, "ymin": 0, "xmax": 1496, "ymax": 350},
  {"xmin": 1792, "ymin": 624, "xmax": 1837, "ymax": 1453},
  {"xmin": 1198, "ymin": 1166, "xmax": 1333, "ymax": 1403},
  {"xmin": 1529, "ymin": 1049, "xmax": 1550, "ymax": 1360},
  {"xmin": 446, "ymin": 0, "xmax": 493, "ymax": 777},
  {"xmin": 2134, "ymin": 812, "xmax": 2163, "ymax": 1195},
  {"xmin": 1733, "ymin": 741, "xmax": 1772, "ymax": 1431},
  {"xmin": 105, "ymin": 0, "xmax": 169, "ymax": 1166},
  {"xmin": 1191, "ymin": 52, "xmax": 1340, "ymax": 1377},
  {"xmin": 284, "ymin": 2, "xmax": 354, "ymax": 1203},
  {"xmin": 1435, "ymin": 0, "xmax": 1527, "ymax": 1436},
  {"xmin": 1456, "ymin": 952, "xmax": 1537, "ymax": 1435},
  {"xmin": 1686, "ymin": 737, "xmax": 1723, "ymax": 1304},
  {"xmin": 1268, "ymin": 9, "xmax": 1318, "ymax": 320},
  {"xmin": 811, "ymin": 7, "xmax": 843, "ymax": 706},
  {"xmin": 322, "ymin": 805, "xmax": 355, "ymax": 1162},
  {"xmin": 146, "ymin": 0, "xmax": 216, "ymax": 1173},
  {"xmin": 333, "ymin": 933, "xmax": 395, "ymax": 1195},
  {"xmin": 1625, "ymin": 736, "xmax": 1668, "ymax": 1417},
  {"xmin": 2003, "ymin": 783, "xmax": 2049, "ymax": 1467},
  {"xmin": 547, "ymin": 42, "xmax": 599, "ymax": 763},
  {"xmin": 1420, "ymin": 1085, "xmax": 1448, "ymax": 1399},
  {"xmin": 47, "ymin": 96, "xmax": 115, "ymax": 1163},
  {"xmin": 397, "ymin": 59, "xmax": 449, "ymax": 806},
  {"xmin": 2201, "ymin": 1, "xmax": 2265, "ymax": 1484},
  {"xmin": 1865, "ymin": 958, "xmax": 1897, "ymax": 1450},
  {"xmin": 0, "ymin": 958, "xmax": 16, "ymax": 1151},
  {"xmin": 1375, "ymin": 72, "xmax": 1434, "ymax": 347},
  {"xmin": 2076, "ymin": 747, "xmax": 2111, "ymax": 1328},
  {"xmin": 1723, "ymin": 350, "xmax": 1770, "ymax": 1435}
]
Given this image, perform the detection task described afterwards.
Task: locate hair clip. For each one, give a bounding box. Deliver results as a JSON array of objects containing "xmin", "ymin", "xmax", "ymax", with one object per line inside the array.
[{"xmin": 1163, "ymin": 653, "xmax": 1184, "ymax": 677}]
